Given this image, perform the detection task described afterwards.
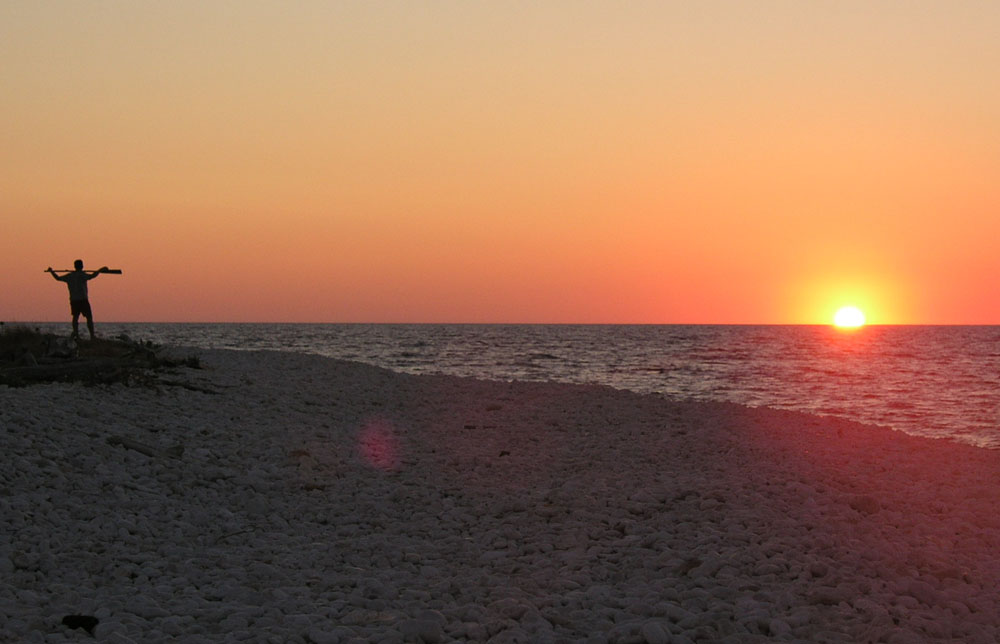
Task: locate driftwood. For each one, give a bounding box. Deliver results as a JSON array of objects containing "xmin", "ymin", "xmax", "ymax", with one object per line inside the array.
[{"xmin": 107, "ymin": 435, "xmax": 184, "ymax": 459}]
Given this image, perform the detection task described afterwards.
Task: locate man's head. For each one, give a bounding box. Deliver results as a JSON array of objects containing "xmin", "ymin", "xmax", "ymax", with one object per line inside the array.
[{"xmin": 74, "ymin": 259, "xmax": 83, "ymax": 270}]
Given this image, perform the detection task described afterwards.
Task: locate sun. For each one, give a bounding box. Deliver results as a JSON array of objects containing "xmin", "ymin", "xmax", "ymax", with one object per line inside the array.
[{"xmin": 833, "ymin": 305, "xmax": 866, "ymax": 328}]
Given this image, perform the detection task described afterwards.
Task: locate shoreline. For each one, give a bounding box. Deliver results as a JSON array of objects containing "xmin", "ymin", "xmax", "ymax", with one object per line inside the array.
[
  {"xmin": 13, "ymin": 323, "xmax": 1000, "ymax": 449},
  {"xmin": 21, "ymin": 321, "xmax": 1000, "ymax": 450},
  {"xmin": 3, "ymin": 348, "xmax": 999, "ymax": 642}
]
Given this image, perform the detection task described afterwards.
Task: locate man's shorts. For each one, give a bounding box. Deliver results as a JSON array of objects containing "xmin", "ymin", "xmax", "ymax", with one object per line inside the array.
[{"xmin": 70, "ymin": 300, "xmax": 93, "ymax": 318}]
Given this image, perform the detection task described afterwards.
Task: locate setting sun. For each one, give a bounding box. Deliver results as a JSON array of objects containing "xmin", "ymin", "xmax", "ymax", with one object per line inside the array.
[{"xmin": 833, "ymin": 306, "xmax": 866, "ymax": 328}]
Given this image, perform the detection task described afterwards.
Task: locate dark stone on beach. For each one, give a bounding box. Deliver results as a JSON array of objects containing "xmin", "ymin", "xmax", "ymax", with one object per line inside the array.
[
  {"xmin": 849, "ymin": 494, "xmax": 880, "ymax": 515},
  {"xmin": 809, "ymin": 562, "xmax": 830, "ymax": 578},
  {"xmin": 675, "ymin": 558, "xmax": 702, "ymax": 576},
  {"xmin": 906, "ymin": 579, "xmax": 941, "ymax": 607},
  {"xmin": 640, "ymin": 620, "xmax": 670, "ymax": 644},
  {"xmin": 809, "ymin": 585, "xmax": 853, "ymax": 606},
  {"xmin": 399, "ymin": 617, "xmax": 443, "ymax": 643},
  {"xmin": 62, "ymin": 614, "xmax": 99, "ymax": 634}
]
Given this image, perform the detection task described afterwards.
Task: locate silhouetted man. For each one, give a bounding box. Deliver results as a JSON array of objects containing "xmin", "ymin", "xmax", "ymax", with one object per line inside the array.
[{"xmin": 47, "ymin": 260, "xmax": 108, "ymax": 340}]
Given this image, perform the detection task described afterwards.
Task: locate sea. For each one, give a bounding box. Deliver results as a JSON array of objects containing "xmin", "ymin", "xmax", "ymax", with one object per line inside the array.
[{"xmin": 31, "ymin": 323, "xmax": 1000, "ymax": 449}]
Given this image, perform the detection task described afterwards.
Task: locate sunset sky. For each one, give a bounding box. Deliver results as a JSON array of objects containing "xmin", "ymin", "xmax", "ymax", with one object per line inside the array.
[{"xmin": 3, "ymin": 1, "xmax": 998, "ymax": 324}]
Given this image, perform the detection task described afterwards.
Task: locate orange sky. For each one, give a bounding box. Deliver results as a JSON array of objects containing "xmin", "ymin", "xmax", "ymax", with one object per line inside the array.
[{"xmin": 3, "ymin": 2, "xmax": 999, "ymax": 323}]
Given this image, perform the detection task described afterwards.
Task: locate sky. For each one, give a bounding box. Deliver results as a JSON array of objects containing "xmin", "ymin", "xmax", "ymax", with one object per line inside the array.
[{"xmin": 3, "ymin": 1, "xmax": 999, "ymax": 324}]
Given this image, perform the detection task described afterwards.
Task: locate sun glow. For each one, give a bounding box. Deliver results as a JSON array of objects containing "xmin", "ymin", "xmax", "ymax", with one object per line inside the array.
[{"xmin": 833, "ymin": 306, "xmax": 866, "ymax": 328}]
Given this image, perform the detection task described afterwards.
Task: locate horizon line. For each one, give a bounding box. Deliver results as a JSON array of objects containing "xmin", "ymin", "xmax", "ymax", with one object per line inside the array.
[{"xmin": 8, "ymin": 320, "xmax": 999, "ymax": 327}]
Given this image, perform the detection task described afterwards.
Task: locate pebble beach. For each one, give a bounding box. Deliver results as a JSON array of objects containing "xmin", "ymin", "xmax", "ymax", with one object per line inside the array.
[{"xmin": 3, "ymin": 348, "xmax": 1000, "ymax": 643}]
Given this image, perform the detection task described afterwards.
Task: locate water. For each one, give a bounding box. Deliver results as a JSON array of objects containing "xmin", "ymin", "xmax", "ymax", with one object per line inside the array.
[{"xmin": 32, "ymin": 323, "xmax": 1000, "ymax": 448}]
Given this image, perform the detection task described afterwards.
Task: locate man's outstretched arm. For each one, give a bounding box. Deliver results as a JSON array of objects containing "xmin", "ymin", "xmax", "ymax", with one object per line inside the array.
[
  {"xmin": 86, "ymin": 266, "xmax": 109, "ymax": 280},
  {"xmin": 46, "ymin": 267, "xmax": 66, "ymax": 282}
]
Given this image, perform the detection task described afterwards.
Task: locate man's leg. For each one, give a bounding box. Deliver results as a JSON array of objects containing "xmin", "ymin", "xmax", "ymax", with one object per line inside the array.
[
  {"xmin": 77, "ymin": 301, "xmax": 96, "ymax": 340},
  {"xmin": 71, "ymin": 312, "xmax": 80, "ymax": 339}
]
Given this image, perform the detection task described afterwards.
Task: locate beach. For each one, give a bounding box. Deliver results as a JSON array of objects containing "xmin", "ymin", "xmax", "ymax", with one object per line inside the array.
[{"xmin": 3, "ymin": 349, "xmax": 999, "ymax": 643}]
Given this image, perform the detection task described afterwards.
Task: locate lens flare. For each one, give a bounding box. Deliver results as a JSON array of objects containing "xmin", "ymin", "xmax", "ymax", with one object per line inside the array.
[{"xmin": 358, "ymin": 417, "xmax": 401, "ymax": 471}]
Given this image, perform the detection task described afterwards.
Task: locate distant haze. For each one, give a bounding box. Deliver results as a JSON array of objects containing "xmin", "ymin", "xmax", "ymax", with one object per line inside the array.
[{"xmin": 3, "ymin": 2, "xmax": 998, "ymax": 323}]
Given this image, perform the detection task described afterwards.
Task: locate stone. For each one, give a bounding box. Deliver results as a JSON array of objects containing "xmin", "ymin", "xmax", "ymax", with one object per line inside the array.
[
  {"xmin": 848, "ymin": 495, "xmax": 880, "ymax": 515},
  {"xmin": 906, "ymin": 579, "xmax": 941, "ymax": 607},
  {"xmin": 767, "ymin": 618, "xmax": 791, "ymax": 637},
  {"xmin": 306, "ymin": 628, "xmax": 343, "ymax": 644},
  {"xmin": 887, "ymin": 628, "xmax": 926, "ymax": 644},
  {"xmin": 398, "ymin": 618, "xmax": 443, "ymax": 643},
  {"xmin": 809, "ymin": 562, "xmax": 829, "ymax": 578},
  {"xmin": 61, "ymin": 614, "xmax": 99, "ymax": 635},
  {"xmin": 640, "ymin": 620, "xmax": 670, "ymax": 644},
  {"xmin": 660, "ymin": 603, "xmax": 695, "ymax": 623},
  {"xmin": 809, "ymin": 585, "xmax": 852, "ymax": 606},
  {"xmin": 93, "ymin": 619, "xmax": 127, "ymax": 639}
]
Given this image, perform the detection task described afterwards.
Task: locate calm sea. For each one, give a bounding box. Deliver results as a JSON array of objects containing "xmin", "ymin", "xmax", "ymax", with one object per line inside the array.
[{"xmin": 34, "ymin": 323, "xmax": 1000, "ymax": 449}]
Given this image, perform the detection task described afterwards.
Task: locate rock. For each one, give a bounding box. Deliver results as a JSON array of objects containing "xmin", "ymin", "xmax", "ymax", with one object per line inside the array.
[
  {"xmin": 640, "ymin": 620, "xmax": 670, "ymax": 644},
  {"xmin": 487, "ymin": 598, "xmax": 529, "ymax": 620},
  {"xmin": 809, "ymin": 585, "xmax": 854, "ymax": 606},
  {"xmin": 484, "ymin": 626, "xmax": 532, "ymax": 643},
  {"xmin": 93, "ymin": 619, "xmax": 127, "ymax": 639},
  {"xmin": 108, "ymin": 634, "xmax": 138, "ymax": 644},
  {"xmin": 690, "ymin": 555, "xmax": 727, "ymax": 577},
  {"xmin": 417, "ymin": 609, "xmax": 446, "ymax": 625},
  {"xmin": 460, "ymin": 622, "xmax": 488, "ymax": 640},
  {"xmin": 285, "ymin": 613, "xmax": 314, "ymax": 630},
  {"xmin": 887, "ymin": 628, "xmax": 926, "ymax": 644},
  {"xmin": 61, "ymin": 614, "xmax": 99, "ymax": 635},
  {"xmin": 809, "ymin": 562, "xmax": 829, "ymax": 578},
  {"xmin": 660, "ymin": 603, "xmax": 695, "ymax": 623},
  {"xmin": 906, "ymin": 579, "xmax": 941, "ymax": 607},
  {"xmin": 767, "ymin": 618, "xmax": 791, "ymax": 637},
  {"xmin": 306, "ymin": 628, "xmax": 343, "ymax": 644},
  {"xmin": 848, "ymin": 495, "xmax": 880, "ymax": 515},
  {"xmin": 399, "ymin": 618, "xmax": 443, "ymax": 643},
  {"xmin": 127, "ymin": 598, "xmax": 170, "ymax": 620},
  {"xmin": 158, "ymin": 616, "xmax": 189, "ymax": 636}
]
